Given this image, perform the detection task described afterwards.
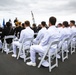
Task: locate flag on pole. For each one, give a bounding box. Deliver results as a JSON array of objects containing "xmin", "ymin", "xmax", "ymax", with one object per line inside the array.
[
  {"xmin": 2, "ymin": 19, "xmax": 5, "ymax": 27},
  {"xmin": 31, "ymin": 11, "xmax": 35, "ymax": 24}
]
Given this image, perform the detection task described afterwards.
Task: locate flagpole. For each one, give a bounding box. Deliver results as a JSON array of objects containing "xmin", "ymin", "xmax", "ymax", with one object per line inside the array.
[{"xmin": 31, "ymin": 11, "xmax": 35, "ymax": 24}]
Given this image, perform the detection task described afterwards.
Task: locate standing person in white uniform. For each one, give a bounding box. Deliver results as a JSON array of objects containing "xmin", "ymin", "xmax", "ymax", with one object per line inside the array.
[
  {"xmin": 33, "ymin": 21, "xmax": 47, "ymax": 44},
  {"xmin": 26, "ymin": 16, "xmax": 61, "ymax": 66},
  {"xmin": 12, "ymin": 20, "xmax": 34, "ymax": 57}
]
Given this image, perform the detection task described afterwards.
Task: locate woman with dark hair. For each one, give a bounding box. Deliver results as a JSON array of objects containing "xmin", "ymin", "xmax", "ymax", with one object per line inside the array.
[{"xmin": 1, "ymin": 22, "xmax": 14, "ymax": 44}]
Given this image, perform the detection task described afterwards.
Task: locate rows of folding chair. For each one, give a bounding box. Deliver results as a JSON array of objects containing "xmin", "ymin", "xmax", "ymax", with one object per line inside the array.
[
  {"xmin": 38, "ymin": 33, "xmax": 76, "ymax": 72},
  {"xmin": 1, "ymin": 32, "xmax": 76, "ymax": 72},
  {"xmin": 57, "ymin": 32, "xmax": 76, "ymax": 62}
]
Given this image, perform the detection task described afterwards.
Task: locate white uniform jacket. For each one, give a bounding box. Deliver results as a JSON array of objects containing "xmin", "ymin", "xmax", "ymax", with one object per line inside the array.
[
  {"xmin": 19, "ymin": 27, "xmax": 34, "ymax": 46},
  {"xmin": 33, "ymin": 27, "xmax": 47, "ymax": 44}
]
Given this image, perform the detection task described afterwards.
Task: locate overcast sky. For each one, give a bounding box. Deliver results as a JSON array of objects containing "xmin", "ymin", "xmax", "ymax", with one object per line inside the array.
[{"xmin": 0, "ymin": 0, "xmax": 76, "ymax": 26}]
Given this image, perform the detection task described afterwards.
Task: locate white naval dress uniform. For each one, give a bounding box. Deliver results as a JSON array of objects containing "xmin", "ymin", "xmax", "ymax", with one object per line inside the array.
[
  {"xmin": 29, "ymin": 26, "xmax": 61, "ymax": 63},
  {"xmin": 70, "ymin": 26, "xmax": 76, "ymax": 46},
  {"xmin": 33, "ymin": 27, "xmax": 47, "ymax": 44},
  {"xmin": 12, "ymin": 27, "xmax": 34, "ymax": 56},
  {"xmin": 58, "ymin": 27, "xmax": 71, "ymax": 50},
  {"xmin": 71, "ymin": 26, "xmax": 76, "ymax": 34}
]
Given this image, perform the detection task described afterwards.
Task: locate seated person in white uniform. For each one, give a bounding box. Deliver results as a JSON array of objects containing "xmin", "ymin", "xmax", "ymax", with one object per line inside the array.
[
  {"xmin": 70, "ymin": 20, "xmax": 75, "ymax": 28},
  {"xmin": 33, "ymin": 21, "xmax": 47, "ymax": 44},
  {"xmin": 69, "ymin": 20, "xmax": 76, "ymax": 46},
  {"xmin": 61, "ymin": 21, "xmax": 71, "ymax": 37},
  {"xmin": 70, "ymin": 20, "xmax": 76, "ymax": 33},
  {"xmin": 26, "ymin": 16, "xmax": 61, "ymax": 67},
  {"xmin": 12, "ymin": 21, "xmax": 34, "ymax": 57},
  {"xmin": 58, "ymin": 21, "xmax": 71, "ymax": 52}
]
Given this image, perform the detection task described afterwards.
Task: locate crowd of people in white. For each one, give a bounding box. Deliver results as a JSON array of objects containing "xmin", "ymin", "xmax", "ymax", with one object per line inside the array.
[{"xmin": 0, "ymin": 16, "xmax": 76, "ymax": 72}]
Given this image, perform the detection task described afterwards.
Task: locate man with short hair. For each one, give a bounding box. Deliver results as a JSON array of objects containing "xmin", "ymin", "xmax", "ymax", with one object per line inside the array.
[
  {"xmin": 12, "ymin": 21, "xmax": 34, "ymax": 57},
  {"xmin": 70, "ymin": 20, "xmax": 75, "ymax": 28},
  {"xmin": 26, "ymin": 16, "xmax": 61, "ymax": 67},
  {"xmin": 60, "ymin": 21, "xmax": 71, "ymax": 36},
  {"xmin": 70, "ymin": 20, "xmax": 76, "ymax": 33},
  {"xmin": 33, "ymin": 21, "xmax": 47, "ymax": 44}
]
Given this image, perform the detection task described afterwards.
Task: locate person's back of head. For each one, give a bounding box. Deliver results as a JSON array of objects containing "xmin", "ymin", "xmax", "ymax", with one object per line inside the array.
[
  {"xmin": 22, "ymin": 23, "xmax": 25, "ymax": 28},
  {"xmin": 24, "ymin": 20, "xmax": 30, "ymax": 27},
  {"xmin": 9, "ymin": 19, "xmax": 11, "ymax": 23},
  {"xmin": 70, "ymin": 20, "xmax": 75, "ymax": 27},
  {"xmin": 37, "ymin": 24, "xmax": 42, "ymax": 32},
  {"xmin": 49, "ymin": 16, "xmax": 56, "ymax": 26},
  {"xmin": 6, "ymin": 22, "xmax": 12, "ymax": 28},
  {"xmin": 41, "ymin": 21, "xmax": 46, "ymax": 27},
  {"xmin": 32, "ymin": 23, "xmax": 36, "ymax": 28},
  {"xmin": 62, "ymin": 21, "xmax": 69, "ymax": 28},
  {"xmin": 57, "ymin": 23, "xmax": 62, "ymax": 28}
]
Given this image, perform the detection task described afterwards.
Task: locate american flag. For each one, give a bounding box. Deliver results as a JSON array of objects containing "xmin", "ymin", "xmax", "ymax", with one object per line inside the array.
[{"xmin": 2, "ymin": 19, "xmax": 5, "ymax": 27}]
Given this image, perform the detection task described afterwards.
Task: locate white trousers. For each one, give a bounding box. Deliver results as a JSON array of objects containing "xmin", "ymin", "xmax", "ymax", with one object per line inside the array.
[
  {"xmin": 30, "ymin": 45, "xmax": 56, "ymax": 63},
  {"xmin": 30, "ymin": 45, "xmax": 44, "ymax": 63},
  {"xmin": 12, "ymin": 41, "xmax": 20, "ymax": 55}
]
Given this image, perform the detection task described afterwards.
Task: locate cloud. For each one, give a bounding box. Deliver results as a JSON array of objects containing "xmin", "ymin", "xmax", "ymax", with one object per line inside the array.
[
  {"xmin": 0, "ymin": 0, "xmax": 76, "ymax": 25},
  {"xmin": 66, "ymin": 0, "xmax": 76, "ymax": 12},
  {"xmin": 0, "ymin": 0, "xmax": 76, "ymax": 14},
  {"xmin": 27, "ymin": 0, "xmax": 76, "ymax": 15},
  {"xmin": 0, "ymin": 0, "xmax": 17, "ymax": 6}
]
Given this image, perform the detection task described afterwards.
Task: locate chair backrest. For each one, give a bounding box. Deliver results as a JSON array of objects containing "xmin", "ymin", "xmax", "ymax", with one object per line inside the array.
[
  {"xmin": 2, "ymin": 35, "xmax": 15, "ymax": 54},
  {"xmin": 34, "ymin": 33, "xmax": 38, "ymax": 36},
  {"xmin": 49, "ymin": 39, "xmax": 59, "ymax": 48},
  {"xmin": 4, "ymin": 35, "xmax": 15, "ymax": 43},
  {"xmin": 4, "ymin": 35, "xmax": 15, "ymax": 39},
  {"xmin": 58, "ymin": 36, "xmax": 70, "ymax": 51},
  {"xmin": 22, "ymin": 37, "xmax": 33, "ymax": 44},
  {"xmin": 20, "ymin": 37, "xmax": 33, "ymax": 49},
  {"xmin": 45, "ymin": 39, "xmax": 60, "ymax": 54},
  {"xmin": 68, "ymin": 33, "xmax": 76, "ymax": 46}
]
